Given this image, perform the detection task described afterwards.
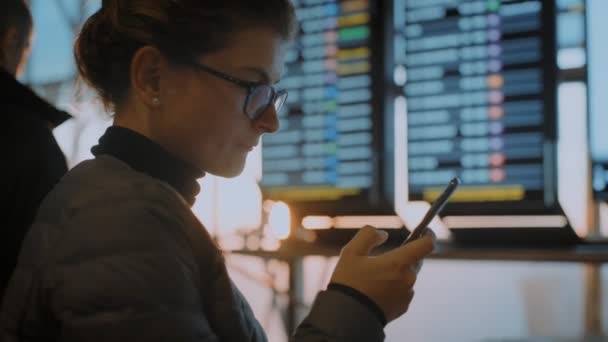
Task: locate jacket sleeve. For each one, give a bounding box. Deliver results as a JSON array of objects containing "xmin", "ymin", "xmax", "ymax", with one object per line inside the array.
[
  {"xmin": 44, "ymin": 200, "xmax": 220, "ymax": 342},
  {"xmin": 6, "ymin": 118, "xmax": 68, "ymax": 227},
  {"xmin": 291, "ymin": 289, "xmax": 385, "ymax": 342}
]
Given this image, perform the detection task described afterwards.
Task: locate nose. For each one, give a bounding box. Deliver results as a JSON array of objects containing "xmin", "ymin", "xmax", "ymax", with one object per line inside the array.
[{"xmin": 253, "ymin": 104, "xmax": 280, "ymax": 134}]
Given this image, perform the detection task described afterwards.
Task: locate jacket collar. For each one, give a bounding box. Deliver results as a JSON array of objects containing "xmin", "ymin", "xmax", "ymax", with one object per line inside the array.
[{"xmin": 0, "ymin": 69, "xmax": 72, "ymax": 128}]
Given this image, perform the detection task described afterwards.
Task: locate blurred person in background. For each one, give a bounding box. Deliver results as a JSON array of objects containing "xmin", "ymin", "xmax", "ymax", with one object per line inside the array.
[
  {"xmin": 1, "ymin": 1, "xmax": 435, "ymax": 341},
  {"xmin": 0, "ymin": 0, "xmax": 71, "ymax": 302}
]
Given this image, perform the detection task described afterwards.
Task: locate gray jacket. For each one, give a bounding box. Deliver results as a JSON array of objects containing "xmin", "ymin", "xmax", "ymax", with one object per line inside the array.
[{"xmin": 1, "ymin": 155, "xmax": 384, "ymax": 341}]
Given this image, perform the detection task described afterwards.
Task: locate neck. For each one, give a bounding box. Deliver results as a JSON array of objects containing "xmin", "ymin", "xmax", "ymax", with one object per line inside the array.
[
  {"xmin": 113, "ymin": 104, "xmax": 154, "ymax": 139},
  {"xmin": 112, "ymin": 108, "xmax": 192, "ymax": 175}
]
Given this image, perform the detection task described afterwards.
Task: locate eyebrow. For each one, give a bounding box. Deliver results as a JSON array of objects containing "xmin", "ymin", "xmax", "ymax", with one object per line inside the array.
[{"xmin": 238, "ymin": 66, "xmax": 281, "ymax": 85}]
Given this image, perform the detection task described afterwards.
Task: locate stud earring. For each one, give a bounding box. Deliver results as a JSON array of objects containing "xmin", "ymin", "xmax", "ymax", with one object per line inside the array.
[{"xmin": 152, "ymin": 97, "xmax": 160, "ymax": 106}]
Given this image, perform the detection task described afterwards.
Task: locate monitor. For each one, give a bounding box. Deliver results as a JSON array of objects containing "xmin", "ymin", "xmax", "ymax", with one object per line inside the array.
[
  {"xmin": 261, "ymin": 0, "xmax": 393, "ymax": 216},
  {"xmin": 587, "ymin": 0, "xmax": 608, "ymax": 201},
  {"xmin": 391, "ymin": 0, "xmax": 560, "ymax": 215}
]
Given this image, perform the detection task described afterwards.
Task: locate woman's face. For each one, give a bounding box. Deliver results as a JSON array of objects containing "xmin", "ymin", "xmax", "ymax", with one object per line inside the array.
[{"xmin": 154, "ymin": 28, "xmax": 286, "ymax": 177}]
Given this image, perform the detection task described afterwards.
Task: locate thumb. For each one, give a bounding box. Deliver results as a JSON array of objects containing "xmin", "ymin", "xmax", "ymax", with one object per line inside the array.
[
  {"xmin": 382, "ymin": 231, "xmax": 435, "ymax": 264},
  {"xmin": 342, "ymin": 226, "xmax": 389, "ymax": 256}
]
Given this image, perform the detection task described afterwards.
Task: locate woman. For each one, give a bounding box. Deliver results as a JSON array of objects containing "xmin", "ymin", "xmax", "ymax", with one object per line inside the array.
[{"xmin": 1, "ymin": 0, "xmax": 435, "ymax": 341}]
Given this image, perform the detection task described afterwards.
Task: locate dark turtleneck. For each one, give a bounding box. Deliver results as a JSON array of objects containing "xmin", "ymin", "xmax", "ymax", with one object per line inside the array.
[{"xmin": 91, "ymin": 126, "xmax": 204, "ymax": 206}]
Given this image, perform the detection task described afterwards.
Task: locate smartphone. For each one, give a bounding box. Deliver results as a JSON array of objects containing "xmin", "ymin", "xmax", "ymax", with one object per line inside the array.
[{"xmin": 402, "ymin": 177, "xmax": 461, "ymax": 245}]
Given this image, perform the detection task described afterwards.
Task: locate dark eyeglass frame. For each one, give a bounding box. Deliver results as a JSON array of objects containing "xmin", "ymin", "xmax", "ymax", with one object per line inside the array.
[{"xmin": 186, "ymin": 61, "xmax": 288, "ymax": 120}]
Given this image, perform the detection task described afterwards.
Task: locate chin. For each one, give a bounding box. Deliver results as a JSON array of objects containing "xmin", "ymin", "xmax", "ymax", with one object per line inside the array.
[{"xmin": 206, "ymin": 160, "xmax": 246, "ymax": 178}]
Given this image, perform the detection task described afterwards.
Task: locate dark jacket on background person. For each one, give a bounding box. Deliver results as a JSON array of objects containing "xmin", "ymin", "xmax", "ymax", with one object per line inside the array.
[
  {"xmin": 0, "ymin": 70, "xmax": 71, "ymax": 301},
  {"xmin": 0, "ymin": 126, "xmax": 386, "ymax": 341}
]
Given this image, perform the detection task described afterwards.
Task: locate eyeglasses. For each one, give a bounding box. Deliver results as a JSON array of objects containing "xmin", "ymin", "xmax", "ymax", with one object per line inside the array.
[{"xmin": 187, "ymin": 61, "xmax": 288, "ymax": 121}]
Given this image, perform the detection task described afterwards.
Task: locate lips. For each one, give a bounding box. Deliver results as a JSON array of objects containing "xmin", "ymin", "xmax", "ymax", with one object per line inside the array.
[{"xmin": 241, "ymin": 138, "xmax": 260, "ymax": 152}]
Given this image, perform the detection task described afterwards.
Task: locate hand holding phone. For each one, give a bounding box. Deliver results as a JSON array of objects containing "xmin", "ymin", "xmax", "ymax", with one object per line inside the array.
[{"xmin": 402, "ymin": 177, "xmax": 461, "ymax": 245}]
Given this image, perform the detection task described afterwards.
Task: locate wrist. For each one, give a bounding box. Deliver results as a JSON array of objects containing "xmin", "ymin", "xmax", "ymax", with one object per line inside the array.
[{"xmin": 327, "ymin": 282, "xmax": 387, "ymax": 326}]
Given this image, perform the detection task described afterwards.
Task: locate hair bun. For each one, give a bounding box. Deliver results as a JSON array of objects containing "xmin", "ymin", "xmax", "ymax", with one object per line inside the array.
[
  {"xmin": 101, "ymin": 0, "xmax": 116, "ymax": 10},
  {"xmin": 75, "ymin": 0, "xmax": 295, "ymax": 112}
]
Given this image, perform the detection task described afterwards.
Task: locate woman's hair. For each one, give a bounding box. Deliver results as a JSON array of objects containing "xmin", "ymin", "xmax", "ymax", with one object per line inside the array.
[{"xmin": 74, "ymin": 0, "xmax": 296, "ymax": 110}]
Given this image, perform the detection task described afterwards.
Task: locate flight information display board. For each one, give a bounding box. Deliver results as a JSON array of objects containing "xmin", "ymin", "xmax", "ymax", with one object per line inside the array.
[
  {"xmin": 261, "ymin": 0, "xmax": 388, "ymax": 213},
  {"xmin": 393, "ymin": 0, "xmax": 556, "ymax": 208}
]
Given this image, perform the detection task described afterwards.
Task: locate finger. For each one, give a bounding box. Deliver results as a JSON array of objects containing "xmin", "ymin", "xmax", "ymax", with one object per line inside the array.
[
  {"xmin": 403, "ymin": 268, "xmax": 417, "ymax": 288},
  {"xmin": 413, "ymin": 260, "xmax": 423, "ymax": 274},
  {"xmin": 423, "ymin": 228, "xmax": 437, "ymax": 243},
  {"xmin": 342, "ymin": 226, "xmax": 389, "ymax": 256},
  {"xmin": 401, "ymin": 289, "xmax": 415, "ymax": 315},
  {"xmin": 405, "ymin": 289, "xmax": 415, "ymax": 307},
  {"xmin": 382, "ymin": 232, "xmax": 435, "ymax": 264},
  {"xmin": 411, "ymin": 231, "xmax": 432, "ymax": 272},
  {"xmin": 406, "ymin": 227, "xmax": 437, "ymax": 243},
  {"xmin": 405, "ymin": 289, "xmax": 415, "ymax": 302}
]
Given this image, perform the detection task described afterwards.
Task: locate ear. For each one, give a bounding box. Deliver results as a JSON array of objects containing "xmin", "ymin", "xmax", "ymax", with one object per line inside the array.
[
  {"xmin": 1, "ymin": 28, "xmax": 20, "ymax": 49},
  {"xmin": 130, "ymin": 46, "xmax": 163, "ymax": 108}
]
